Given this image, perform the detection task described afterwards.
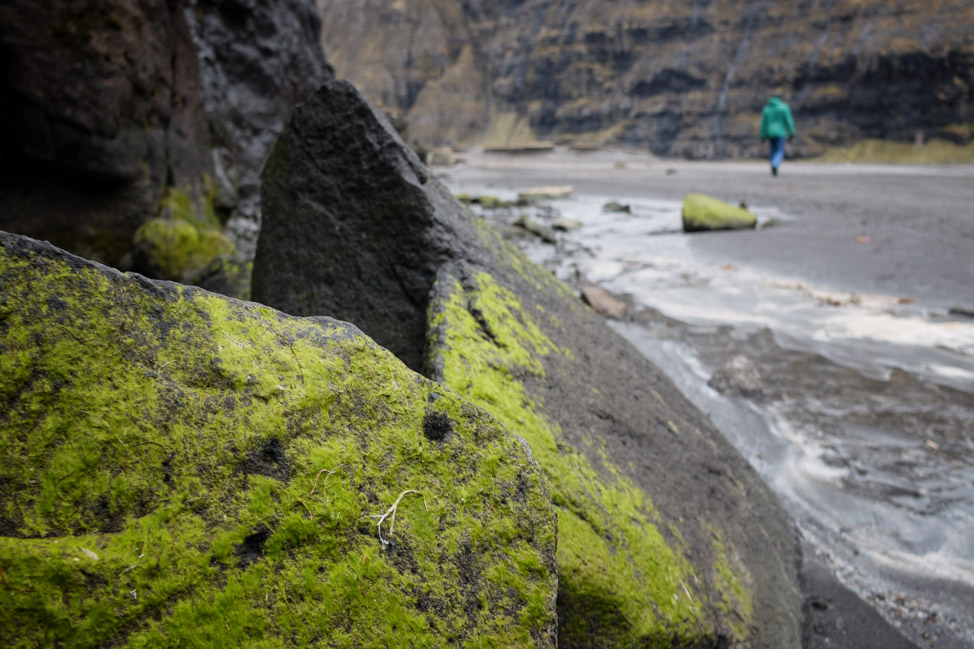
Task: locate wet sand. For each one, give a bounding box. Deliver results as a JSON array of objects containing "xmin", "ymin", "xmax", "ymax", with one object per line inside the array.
[
  {"xmin": 448, "ymin": 149, "xmax": 974, "ymax": 310},
  {"xmin": 443, "ymin": 149, "xmax": 974, "ymax": 648}
]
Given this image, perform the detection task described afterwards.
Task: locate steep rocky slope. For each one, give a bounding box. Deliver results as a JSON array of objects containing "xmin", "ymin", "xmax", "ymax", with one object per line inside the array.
[
  {"xmin": 318, "ymin": 0, "xmax": 974, "ymax": 158},
  {"xmin": 0, "ymin": 0, "xmax": 330, "ymax": 279}
]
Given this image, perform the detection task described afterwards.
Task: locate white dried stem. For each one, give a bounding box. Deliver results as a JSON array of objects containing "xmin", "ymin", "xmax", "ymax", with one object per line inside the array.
[
  {"xmin": 309, "ymin": 463, "xmax": 346, "ymax": 496},
  {"xmin": 370, "ymin": 489, "xmax": 428, "ymax": 548}
]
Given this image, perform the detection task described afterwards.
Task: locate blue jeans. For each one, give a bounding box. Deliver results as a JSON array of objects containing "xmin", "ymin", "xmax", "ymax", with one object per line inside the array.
[{"xmin": 769, "ymin": 137, "xmax": 786, "ymax": 170}]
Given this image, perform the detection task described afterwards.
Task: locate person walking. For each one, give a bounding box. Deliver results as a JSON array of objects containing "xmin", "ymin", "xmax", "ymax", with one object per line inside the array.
[{"xmin": 759, "ymin": 96, "xmax": 795, "ymax": 176}]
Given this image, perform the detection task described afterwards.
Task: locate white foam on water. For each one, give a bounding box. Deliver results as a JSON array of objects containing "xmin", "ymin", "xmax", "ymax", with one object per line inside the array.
[
  {"xmin": 926, "ymin": 364, "xmax": 974, "ymax": 382},
  {"xmin": 862, "ymin": 541, "xmax": 974, "ymax": 591},
  {"xmin": 765, "ymin": 405, "xmax": 851, "ymax": 486},
  {"xmin": 817, "ymin": 311, "xmax": 974, "ymax": 357},
  {"xmin": 599, "ymin": 239, "xmax": 974, "ymax": 389}
]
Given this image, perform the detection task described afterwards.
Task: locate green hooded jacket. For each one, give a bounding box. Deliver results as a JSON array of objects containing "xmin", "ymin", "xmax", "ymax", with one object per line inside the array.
[{"xmin": 759, "ymin": 97, "xmax": 796, "ymax": 141}]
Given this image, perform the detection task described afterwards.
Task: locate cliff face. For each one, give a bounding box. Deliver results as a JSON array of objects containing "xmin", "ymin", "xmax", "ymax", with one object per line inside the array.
[
  {"xmin": 0, "ymin": 0, "xmax": 331, "ymax": 268},
  {"xmin": 317, "ymin": 0, "xmax": 974, "ymax": 158}
]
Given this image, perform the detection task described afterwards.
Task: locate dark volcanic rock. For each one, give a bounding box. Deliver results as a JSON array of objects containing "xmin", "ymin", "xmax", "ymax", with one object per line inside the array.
[
  {"xmin": 252, "ymin": 79, "xmax": 485, "ymax": 372},
  {"xmin": 255, "ymin": 79, "xmax": 804, "ymax": 648},
  {"xmin": 191, "ymin": 0, "xmax": 334, "ymax": 258},
  {"xmin": 0, "ymin": 0, "xmax": 207, "ymax": 264},
  {"xmin": 0, "ymin": 0, "xmax": 330, "ymax": 272},
  {"xmin": 318, "ymin": 0, "xmax": 974, "ymax": 157}
]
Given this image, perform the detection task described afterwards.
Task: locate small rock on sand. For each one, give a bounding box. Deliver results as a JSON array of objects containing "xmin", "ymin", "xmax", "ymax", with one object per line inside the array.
[
  {"xmin": 514, "ymin": 215, "xmax": 557, "ymax": 243},
  {"xmin": 552, "ymin": 218, "xmax": 583, "ymax": 232},
  {"xmin": 708, "ymin": 355, "xmax": 763, "ymax": 396},
  {"xmin": 517, "ymin": 185, "xmax": 573, "ymax": 201},
  {"xmin": 580, "ymin": 284, "xmax": 627, "ymax": 319},
  {"xmin": 602, "ymin": 200, "xmax": 631, "ymax": 213}
]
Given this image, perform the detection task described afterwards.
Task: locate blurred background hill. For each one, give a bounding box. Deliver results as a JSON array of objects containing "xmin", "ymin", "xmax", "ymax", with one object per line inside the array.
[{"xmin": 318, "ymin": 0, "xmax": 974, "ymax": 158}]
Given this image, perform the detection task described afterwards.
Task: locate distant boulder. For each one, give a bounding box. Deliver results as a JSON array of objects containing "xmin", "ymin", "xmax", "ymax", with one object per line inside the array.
[
  {"xmin": 513, "ymin": 215, "xmax": 558, "ymax": 243},
  {"xmin": 602, "ymin": 200, "xmax": 631, "ymax": 213},
  {"xmin": 517, "ymin": 185, "xmax": 573, "ymax": 201},
  {"xmin": 551, "ymin": 217, "xmax": 583, "ymax": 232},
  {"xmin": 682, "ymin": 193, "xmax": 757, "ymax": 232}
]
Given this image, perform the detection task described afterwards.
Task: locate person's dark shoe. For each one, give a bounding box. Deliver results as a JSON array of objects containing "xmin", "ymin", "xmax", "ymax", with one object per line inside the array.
[{"xmin": 772, "ymin": 166, "xmax": 778, "ymax": 177}]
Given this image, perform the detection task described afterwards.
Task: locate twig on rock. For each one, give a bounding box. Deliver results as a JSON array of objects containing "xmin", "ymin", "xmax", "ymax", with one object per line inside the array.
[
  {"xmin": 0, "ymin": 563, "xmax": 33, "ymax": 593},
  {"xmin": 309, "ymin": 463, "xmax": 346, "ymax": 496},
  {"xmin": 370, "ymin": 489, "xmax": 427, "ymax": 548},
  {"xmin": 296, "ymin": 498, "xmax": 314, "ymax": 519},
  {"xmin": 279, "ymin": 335, "xmax": 305, "ymax": 382}
]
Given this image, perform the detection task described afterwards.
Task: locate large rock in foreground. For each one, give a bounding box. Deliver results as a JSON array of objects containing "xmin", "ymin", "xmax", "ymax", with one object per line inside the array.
[
  {"xmin": 0, "ymin": 231, "xmax": 557, "ymax": 648},
  {"xmin": 254, "ymin": 80, "xmax": 803, "ymax": 648}
]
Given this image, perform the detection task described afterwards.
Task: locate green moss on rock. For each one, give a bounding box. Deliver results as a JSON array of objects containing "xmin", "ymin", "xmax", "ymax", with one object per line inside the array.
[
  {"xmin": 428, "ymin": 271, "xmax": 722, "ymax": 648},
  {"xmin": 0, "ymin": 234, "xmax": 557, "ymax": 648},
  {"xmin": 710, "ymin": 528, "xmax": 755, "ymax": 644},
  {"xmin": 190, "ymin": 255, "xmax": 253, "ymax": 301},
  {"xmin": 681, "ymin": 193, "xmax": 757, "ymax": 232},
  {"xmin": 132, "ymin": 182, "xmax": 240, "ymax": 284},
  {"xmin": 132, "ymin": 217, "xmax": 236, "ymax": 281},
  {"xmin": 160, "ymin": 184, "xmax": 222, "ymax": 231}
]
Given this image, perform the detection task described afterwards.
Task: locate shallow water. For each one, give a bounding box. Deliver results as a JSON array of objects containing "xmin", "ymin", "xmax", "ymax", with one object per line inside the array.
[{"xmin": 446, "ymin": 176, "xmax": 974, "ymax": 647}]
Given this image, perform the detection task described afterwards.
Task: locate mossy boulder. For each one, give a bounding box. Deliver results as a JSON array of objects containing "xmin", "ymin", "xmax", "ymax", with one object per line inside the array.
[
  {"xmin": 681, "ymin": 193, "xmax": 758, "ymax": 232},
  {"xmin": 190, "ymin": 254, "xmax": 254, "ymax": 301},
  {"xmin": 132, "ymin": 217, "xmax": 236, "ymax": 282},
  {"xmin": 253, "ymin": 80, "xmax": 803, "ymax": 648},
  {"xmin": 0, "ymin": 231, "xmax": 557, "ymax": 648}
]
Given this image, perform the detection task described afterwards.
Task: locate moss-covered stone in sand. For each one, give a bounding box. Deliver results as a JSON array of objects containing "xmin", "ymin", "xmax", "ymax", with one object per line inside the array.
[
  {"xmin": 681, "ymin": 193, "xmax": 757, "ymax": 233},
  {"xmin": 0, "ymin": 232, "xmax": 557, "ymax": 648}
]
